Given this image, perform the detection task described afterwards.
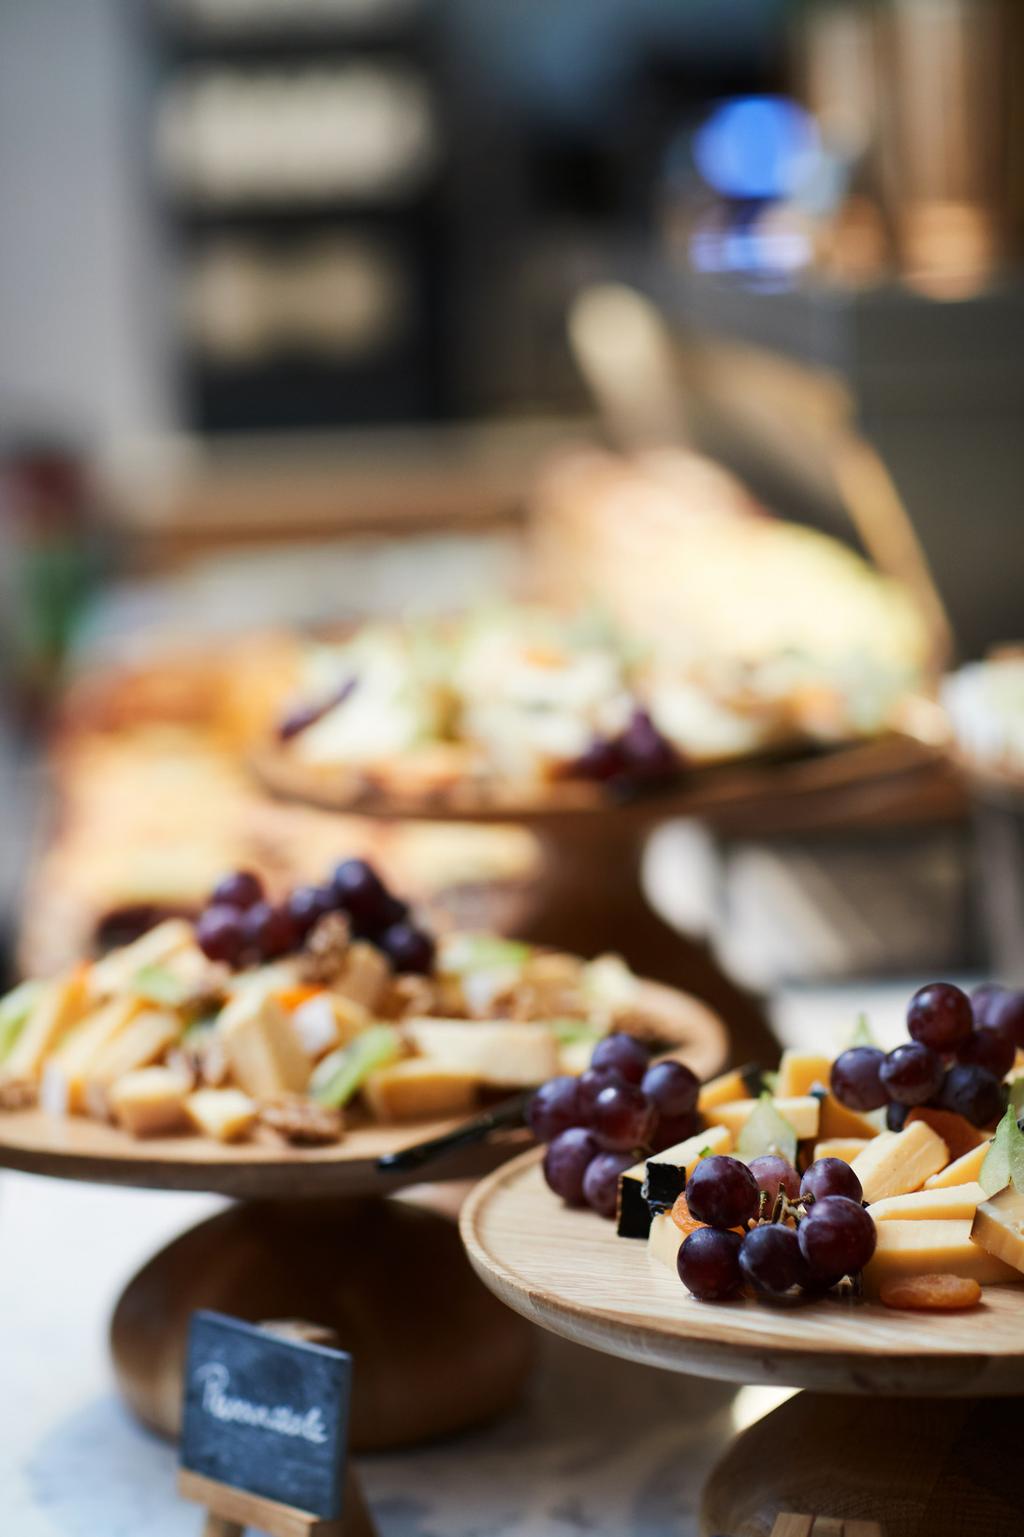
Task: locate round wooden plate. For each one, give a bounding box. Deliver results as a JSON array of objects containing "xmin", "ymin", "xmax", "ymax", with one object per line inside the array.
[
  {"xmin": 0, "ymin": 981, "xmax": 726, "ymax": 1199},
  {"xmin": 461, "ymin": 1148, "xmax": 1024, "ymax": 1398},
  {"xmin": 253, "ymin": 732, "xmax": 951, "ymax": 834}
]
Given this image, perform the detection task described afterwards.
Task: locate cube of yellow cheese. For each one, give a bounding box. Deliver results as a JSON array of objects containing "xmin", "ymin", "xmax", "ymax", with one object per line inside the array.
[
  {"xmin": 3, "ymin": 972, "xmax": 90, "ymax": 1083},
  {"xmin": 775, "ymin": 1050, "xmax": 833, "ymax": 1098},
  {"xmin": 185, "ymin": 1087, "xmax": 258, "ymax": 1143},
  {"xmin": 850, "ymin": 1120, "xmax": 948, "ymax": 1204},
  {"xmin": 863, "ymin": 1219, "xmax": 1019, "ymax": 1296},
  {"xmin": 84, "ymin": 1008, "xmax": 183, "ymax": 1113},
  {"xmin": 218, "ymin": 993, "xmax": 310, "ymax": 1099},
  {"xmin": 924, "ymin": 1140, "xmax": 991, "ymax": 1190},
  {"xmin": 869, "ymin": 1182, "xmax": 985, "ymax": 1222},
  {"xmin": 109, "ymin": 1067, "xmax": 190, "ymax": 1137},
  {"xmin": 697, "ymin": 1066, "xmax": 761, "ymax": 1114},
  {"xmin": 812, "ymin": 1137, "xmax": 871, "ymax": 1165},
  {"xmin": 362, "ymin": 1060, "xmax": 479, "ymax": 1122},
  {"xmin": 713, "ymin": 1095, "xmax": 820, "ymax": 1141},
  {"xmin": 971, "ymin": 1185, "xmax": 1024, "ymax": 1277}
]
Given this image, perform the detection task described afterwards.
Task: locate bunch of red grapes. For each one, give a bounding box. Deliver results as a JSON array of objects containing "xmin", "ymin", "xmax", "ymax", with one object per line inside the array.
[
  {"xmin": 529, "ymin": 1033, "xmax": 701, "ymax": 1218},
  {"xmin": 831, "ymin": 981, "xmax": 1022, "ymax": 1131},
  {"xmin": 677, "ymin": 1152, "xmax": 875, "ymax": 1302},
  {"xmin": 569, "ymin": 707, "xmax": 682, "ymax": 789},
  {"xmin": 194, "ymin": 859, "xmax": 435, "ymax": 976}
]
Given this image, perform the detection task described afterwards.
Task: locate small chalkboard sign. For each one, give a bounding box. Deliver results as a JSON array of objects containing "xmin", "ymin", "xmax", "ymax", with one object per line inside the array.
[{"xmin": 178, "ymin": 1312, "xmax": 369, "ymax": 1537}]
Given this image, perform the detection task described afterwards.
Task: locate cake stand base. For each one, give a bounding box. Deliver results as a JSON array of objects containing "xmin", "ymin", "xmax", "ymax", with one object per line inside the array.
[
  {"xmin": 110, "ymin": 1192, "xmax": 535, "ymax": 1452},
  {"xmin": 701, "ymin": 1389, "xmax": 1023, "ymax": 1536}
]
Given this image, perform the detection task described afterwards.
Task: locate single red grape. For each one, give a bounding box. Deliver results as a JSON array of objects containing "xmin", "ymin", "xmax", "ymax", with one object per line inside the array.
[
  {"xmin": 582, "ymin": 1150, "xmax": 634, "ymax": 1219},
  {"xmin": 747, "ymin": 1154, "xmax": 801, "ymax": 1205},
  {"xmin": 971, "ymin": 982, "xmax": 1006, "ymax": 1029},
  {"xmin": 907, "ymin": 982, "xmax": 973, "ymax": 1052},
  {"xmin": 618, "ymin": 708, "xmax": 681, "ymax": 783},
  {"xmin": 800, "ymin": 1157, "xmax": 863, "ymax": 1205},
  {"xmin": 677, "ymin": 1227, "xmax": 744, "ymax": 1300},
  {"xmin": 543, "ymin": 1128, "xmax": 599, "ymax": 1205},
  {"xmin": 332, "ymin": 859, "xmax": 393, "ymax": 931},
  {"xmin": 196, "ymin": 904, "xmax": 245, "ymax": 965},
  {"xmin": 286, "ymin": 884, "xmax": 335, "ymax": 938},
  {"xmin": 830, "ymin": 1046, "xmax": 887, "ymax": 1111},
  {"xmin": 938, "ymin": 1063, "xmax": 1007, "ymax": 1128},
  {"xmin": 243, "ymin": 901, "xmax": 299, "ymax": 961},
  {"xmin": 211, "ymin": 870, "xmax": 264, "ymax": 911},
  {"xmin": 380, "ymin": 921, "xmax": 435, "ymax": 976},
  {"xmin": 879, "ymin": 1042, "xmax": 944, "ymax": 1106},
  {"xmin": 571, "ymin": 735, "xmax": 626, "ymax": 783},
  {"xmin": 528, "ymin": 1076, "xmax": 583, "ymax": 1143},
  {"xmin": 591, "ymin": 1033, "xmax": 650, "ymax": 1085},
  {"xmin": 798, "ymin": 1195, "xmax": 876, "ymax": 1278},
  {"xmin": 989, "ymin": 989, "xmax": 1024, "ymax": 1050},
  {"xmin": 641, "ymin": 1059, "xmax": 699, "ymax": 1118},
  {"xmin": 685, "ymin": 1154, "xmax": 759, "ymax": 1229},
  {"xmin": 591, "ymin": 1082, "xmax": 655, "ymax": 1152},
  {"xmin": 957, "ymin": 1023, "xmax": 1016, "ymax": 1080},
  {"xmin": 739, "ymin": 1224, "xmax": 810, "ymax": 1295},
  {"xmin": 576, "ymin": 1065, "xmax": 626, "ymax": 1121}
]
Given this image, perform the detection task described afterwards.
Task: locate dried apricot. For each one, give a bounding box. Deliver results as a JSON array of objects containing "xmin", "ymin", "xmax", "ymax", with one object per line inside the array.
[
  {"xmin": 670, "ymin": 1194, "xmax": 705, "ymax": 1237},
  {"xmin": 879, "ymin": 1273, "xmax": 982, "ymax": 1311}
]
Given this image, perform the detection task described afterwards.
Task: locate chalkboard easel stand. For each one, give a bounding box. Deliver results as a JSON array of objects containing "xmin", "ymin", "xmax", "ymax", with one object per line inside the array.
[{"xmin": 178, "ymin": 1466, "xmax": 377, "ymax": 1537}]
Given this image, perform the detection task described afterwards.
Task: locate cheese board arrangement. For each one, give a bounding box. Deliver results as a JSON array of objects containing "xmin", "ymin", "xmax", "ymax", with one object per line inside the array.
[{"xmin": 462, "ymin": 977, "xmax": 1024, "ymax": 1395}]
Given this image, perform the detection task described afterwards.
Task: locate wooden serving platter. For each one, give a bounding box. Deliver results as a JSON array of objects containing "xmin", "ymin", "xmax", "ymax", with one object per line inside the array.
[
  {"xmin": 461, "ymin": 1149, "xmax": 1024, "ymax": 1398},
  {"xmin": 0, "ymin": 981, "xmax": 726, "ymax": 1199}
]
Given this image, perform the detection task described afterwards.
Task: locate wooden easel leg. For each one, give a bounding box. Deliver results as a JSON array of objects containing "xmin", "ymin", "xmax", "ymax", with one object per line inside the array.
[
  {"xmin": 201, "ymin": 1515, "xmax": 243, "ymax": 1537},
  {"xmin": 341, "ymin": 1469, "xmax": 378, "ymax": 1537}
]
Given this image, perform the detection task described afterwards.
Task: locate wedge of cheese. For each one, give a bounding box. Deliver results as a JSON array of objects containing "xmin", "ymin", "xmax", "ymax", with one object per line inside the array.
[
  {"xmin": 362, "ymin": 1060, "xmax": 479, "ymax": 1122},
  {"xmin": 3, "ymin": 972, "xmax": 90, "ymax": 1082},
  {"xmin": 648, "ymin": 1210, "xmax": 686, "ymax": 1270},
  {"xmin": 863, "ymin": 1219, "xmax": 1019, "ymax": 1296},
  {"xmin": 219, "ymin": 993, "xmax": 310, "ymax": 1099},
  {"xmin": 869, "ymin": 1182, "xmax": 985, "ymax": 1222},
  {"xmin": 40, "ymin": 996, "xmax": 144, "ymax": 1115},
  {"xmin": 813, "ymin": 1137, "xmax": 871, "ymax": 1165},
  {"xmin": 817, "ymin": 1092, "xmax": 881, "ymax": 1142},
  {"xmin": 775, "ymin": 1050, "xmax": 832, "ymax": 1098},
  {"xmin": 925, "ymin": 1140, "xmax": 991, "ymax": 1190},
  {"xmin": 88, "ymin": 920, "xmax": 195, "ymax": 999},
  {"xmin": 697, "ymin": 1065, "xmax": 761, "ymax": 1114},
  {"xmin": 185, "ymin": 1087, "xmax": 258, "ymax": 1142},
  {"xmin": 403, "ymin": 1019, "xmax": 558, "ymax": 1087},
  {"xmin": 334, "ymin": 942, "xmax": 390, "ymax": 1012},
  {"xmin": 850, "ymin": 1121, "xmax": 948, "ymax": 1204},
  {"xmin": 714, "ymin": 1095, "xmax": 820, "ymax": 1141},
  {"xmin": 971, "ymin": 1185, "xmax": 1024, "ymax": 1276},
  {"xmin": 109, "ymin": 1066, "xmax": 190, "ymax": 1137}
]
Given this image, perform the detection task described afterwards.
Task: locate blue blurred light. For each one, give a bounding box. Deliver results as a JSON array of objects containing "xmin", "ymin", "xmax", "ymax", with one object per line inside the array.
[{"xmin": 693, "ymin": 96, "xmax": 819, "ymax": 201}]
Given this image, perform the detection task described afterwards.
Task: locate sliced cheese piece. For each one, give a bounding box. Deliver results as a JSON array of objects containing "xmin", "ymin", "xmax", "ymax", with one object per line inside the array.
[
  {"xmin": 817, "ymin": 1093, "xmax": 881, "ymax": 1142},
  {"xmin": 185, "ymin": 1087, "xmax": 258, "ymax": 1142},
  {"xmin": 88, "ymin": 920, "xmax": 195, "ymax": 999},
  {"xmin": 40, "ymin": 996, "xmax": 144, "ymax": 1115},
  {"xmin": 218, "ymin": 993, "xmax": 310, "ymax": 1099},
  {"xmin": 109, "ymin": 1066, "xmax": 190, "ymax": 1137},
  {"xmin": 291, "ymin": 993, "xmax": 369, "ymax": 1060},
  {"xmin": 813, "ymin": 1137, "xmax": 871, "ymax": 1165},
  {"xmin": 403, "ymin": 1018, "xmax": 558, "ymax": 1087},
  {"xmin": 925, "ymin": 1140, "xmax": 991, "ymax": 1190},
  {"xmin": 362, "ymin": 1060, "xmax": 478, "ymax": 1122},
  {"xmin": 714, "ymin": 1095, "xmax": 820, "ymax": 1142},
  {"xmin": 697, "ymin": 1065, "xmax": 761, "ymax": 1114},
  {"xmin": 863, "ymin": 1219, "xmax": 1019, "ymax": 1296},
  {"xmin": 775, "ymin": 1050, "xmax": 832, "ymax": 1098},
  {"xmin": 906, "ymin": 1106, "xmax": 985, "ymax": 1163},
  {"xmin": 617, "ymin": 1123, "xmax": 733, "ymax": 1238},
  {"xmin": 83, "ymin": 1009, "xmax": 184, "ymax": 1116},
  {"xmin": 869, "ymin": 1182, "xmax": 985, "ymax": 1222},
  {"xmin": 648, "ymin": 1210, "xmax": 685, "ymax": 1270},
  {"xmin": 3, "ymin": 972, "xmax": 90, "ymax": 1083},
  {"xmin": 971, "ymin": 1184, "xmax": 1024, "ymax": 1276},
  {"xmin": 850, "ymin": 1121, "xmax": 948, "ymax": 1204}
]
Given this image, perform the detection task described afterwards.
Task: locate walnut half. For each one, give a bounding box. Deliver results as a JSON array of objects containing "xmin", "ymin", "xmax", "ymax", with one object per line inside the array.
[{"xmin": 257, "ymin": 1095, "xmax": 343, "ymax": 1146}]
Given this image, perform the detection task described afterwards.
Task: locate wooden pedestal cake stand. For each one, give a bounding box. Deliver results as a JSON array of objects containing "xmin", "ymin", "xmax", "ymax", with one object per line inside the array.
[
  {"xmin": 0, "ymin": 980, "xmax": 726, "ymax": 1454},
  {"xmin": 461, "ymin": 1149, "xmax": 1024, "ymax": 1536}
]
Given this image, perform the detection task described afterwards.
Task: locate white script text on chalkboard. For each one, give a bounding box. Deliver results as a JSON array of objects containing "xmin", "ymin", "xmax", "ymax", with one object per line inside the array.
[{"xmin": 195, "ymin": 1362, "xmax": 329, "ymax": 1445}]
